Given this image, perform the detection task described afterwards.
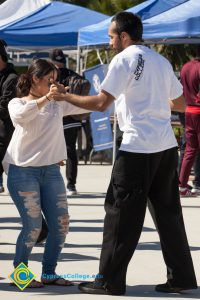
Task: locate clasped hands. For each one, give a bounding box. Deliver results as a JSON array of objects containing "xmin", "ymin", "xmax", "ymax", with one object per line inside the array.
[{"xmin": 46, "ymin": 79, "xmax": 69, "ymax": 101}]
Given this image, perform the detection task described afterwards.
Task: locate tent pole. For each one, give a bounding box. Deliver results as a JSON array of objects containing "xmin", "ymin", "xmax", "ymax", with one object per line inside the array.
[
  {"xmin": 83, "ymin": 46, "xmax": 89, "ymax": 71},
  {"xmin": 96, "ymin": 48, "xmax": 103, "ymax": 64},
  {"xmin": 105, "ymin": 48, "xmax": 109, "ymax": 64},
  {"xmin": 76, "ymin": 45, "xmax": 81, "ymax": 74},
  {"xmin": 112, "ymin": 109, "xmax": 117, "ymax": 165},
  {"xmin": 80, "ymin": 51, "xmax": 83, "ymax": 75}
]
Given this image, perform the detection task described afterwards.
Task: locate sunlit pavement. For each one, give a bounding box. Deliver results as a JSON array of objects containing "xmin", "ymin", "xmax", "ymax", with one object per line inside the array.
[{"xmin": 0, "ymin": 162, "xmax": 199, "ymax": 299}]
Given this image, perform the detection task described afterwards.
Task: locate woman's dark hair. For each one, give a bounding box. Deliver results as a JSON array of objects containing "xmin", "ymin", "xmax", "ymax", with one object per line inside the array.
[
  {"xmin": 111, "ymin": 12, "xmax": 143, "ymax": 41},
  {"xmin": 17, "ymin": 58, "xmax": 57, "ymax": 97}
]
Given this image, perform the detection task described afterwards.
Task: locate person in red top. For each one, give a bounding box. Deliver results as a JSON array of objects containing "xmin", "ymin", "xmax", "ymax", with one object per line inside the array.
[{"xmin": 179, "ymin": 46, "xmax": 200, "ymax": 197}]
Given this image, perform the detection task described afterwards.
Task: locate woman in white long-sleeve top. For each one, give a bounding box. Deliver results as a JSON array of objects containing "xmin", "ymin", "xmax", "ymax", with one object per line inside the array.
[{"xmin": 3, "ymin": 59, "xmax": 88, "ymax": 288}]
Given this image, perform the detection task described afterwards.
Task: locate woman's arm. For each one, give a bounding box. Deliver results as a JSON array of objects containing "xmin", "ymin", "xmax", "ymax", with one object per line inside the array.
[{"xmin": 8, "ymin": 98, "xmax": 40, "ymax": 124}]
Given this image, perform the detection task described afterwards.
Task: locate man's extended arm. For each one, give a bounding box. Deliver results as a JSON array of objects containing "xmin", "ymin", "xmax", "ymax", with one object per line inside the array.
[{"xmin": 55, "ymin": 89, "xmax": 115, "ymax": 112}]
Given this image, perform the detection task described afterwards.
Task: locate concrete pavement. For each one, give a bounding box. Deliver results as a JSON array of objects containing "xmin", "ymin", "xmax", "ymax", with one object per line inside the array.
[{"xmin": 0, "ymin": 162, "xmax": 199, "ymax": 299}]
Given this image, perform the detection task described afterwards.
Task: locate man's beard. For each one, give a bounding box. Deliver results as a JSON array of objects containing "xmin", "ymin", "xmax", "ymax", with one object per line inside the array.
[{"xmin": 115, "ymin": 40, "xmax": 123, "ymax": 53}]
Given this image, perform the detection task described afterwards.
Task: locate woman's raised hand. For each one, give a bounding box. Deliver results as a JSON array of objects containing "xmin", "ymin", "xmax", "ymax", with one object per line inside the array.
[{"xmin": 48, "ymin": 80, "xmax": 69, "ymax": 101}]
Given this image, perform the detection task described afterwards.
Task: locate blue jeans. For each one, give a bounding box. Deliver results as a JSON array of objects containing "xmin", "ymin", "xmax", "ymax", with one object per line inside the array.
[{"xmin": 7, "ymin": 164, "xmax": 69, "ymax": 275}]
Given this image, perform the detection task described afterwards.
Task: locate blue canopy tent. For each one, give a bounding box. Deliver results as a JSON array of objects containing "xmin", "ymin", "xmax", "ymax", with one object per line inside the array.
[
  {"xmin": 143, "ymin": 0, "xmax": 200, "ymax": 43},
  {"xmin": 0, "ymin": 1, "xmax": 108, "ymax": 51},
  {"xmin": 78, "ymin": 0, "xmax": 200, "ymax": 47}
]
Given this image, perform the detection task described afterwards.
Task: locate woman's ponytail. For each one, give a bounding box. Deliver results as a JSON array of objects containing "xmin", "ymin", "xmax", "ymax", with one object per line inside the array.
[{"xmin": 16, "ymin": 73, "xmax": 32, "ymax": 97}]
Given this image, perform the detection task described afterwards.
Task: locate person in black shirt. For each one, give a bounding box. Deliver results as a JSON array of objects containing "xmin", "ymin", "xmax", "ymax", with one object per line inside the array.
[
  {"xmin": 0, "ymin": 40, "xmax": 17, "ymax": 192},
  {"xmin": 50, "ymin": 49, "xmax": 90, "ymax": 195}
]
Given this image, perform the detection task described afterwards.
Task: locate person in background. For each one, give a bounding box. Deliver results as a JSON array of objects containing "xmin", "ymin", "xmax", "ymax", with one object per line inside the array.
[
  {"xmin": 178, "ymin": 111, "xmax": 200, "ymax": 195},
  {"xmin": 3, "ymin": 59, "xmax": 88, "ymax": 288},
  {"xmin": 0, "ymin": 39, "xmax": 17, "ymax": 192},
  {"xmin": 50, "ymin": 49, "xmax": 90, "ymax": 196},
  {"xmin": 54, "ymin": 12, "xmax": 197, "ymax": 295},
  {"xmin": 179, "ymin": 46, "xmax": 200, "ymax": 196}
]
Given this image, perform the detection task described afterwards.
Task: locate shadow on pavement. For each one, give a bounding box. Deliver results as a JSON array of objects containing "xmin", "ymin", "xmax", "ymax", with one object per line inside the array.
[
  {"xmin": 0, "ymin": 223, "xmax": 156, "ymax": 234},
  {"xmin": 68, "ymin": 203, "xmax": 104, "ymax": 207},
  {"xmin": 0, "ymin": 243, "xmax": 15, "ymax": 246},
  {"xmin": 70, "ymin": 219, "xmax": 103, "ymax": 223},
  {"xmin": 0, "ymin": 193, "xmax": 10, "ymax": 197},
  {"xmin": 0, "ymin": 217, "xmax": 21, "ymax": 223},
  {"xmin": 36, "ymin": 242, "xmax": 102, "ymax": 249},
  {"xmin": 0, "ymin": 283, "xmax": 199, "ymax": 297},
  {"xmin": 0, "ymin": 227, "xmax": 21, "ymax": 230},
  {"xmin": 0, "ymin": 252, "xmax": 98, "ymax": 262},
  {"xmin": 68, "ymin": 192, "xmax": 106, "ymax": 199},
  {"xmin": 136, "ymin": 242, "xmax": 200, "ymax": 252},
  {"xmin": 182, "ymin": 206, "xmax": 200, "ymax": 209},
  {"xmin": 125, "ymin": 285, "xmax": 200, "ymax": 298}
]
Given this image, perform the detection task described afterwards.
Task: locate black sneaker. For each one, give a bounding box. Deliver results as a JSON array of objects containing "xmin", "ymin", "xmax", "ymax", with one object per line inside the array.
[
  {"xmin": 155, "ymin": 281, "xmax": 197, "ymax": 293},
  {"xmin": 78, "ymin": 281, "xmax": 125, "ymax": 295}
]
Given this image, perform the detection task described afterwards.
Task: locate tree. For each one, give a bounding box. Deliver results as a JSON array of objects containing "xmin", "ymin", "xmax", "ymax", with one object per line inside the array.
[
  {"xmin": 154, "ymin": 44, "xmax": 199, "ymax": 71},
  {"xmin": 62, "ymin": 0, "xmax": 144, "ymax": 15},
  {"xmin": 111, "ymin": 0, "xmax": 144, "ymax": 13}
]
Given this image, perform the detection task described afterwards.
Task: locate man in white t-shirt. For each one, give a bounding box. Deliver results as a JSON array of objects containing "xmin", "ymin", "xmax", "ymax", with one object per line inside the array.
[{"xmin": 55, "ymin": 12, "xmax": 197, "ymax": 295}]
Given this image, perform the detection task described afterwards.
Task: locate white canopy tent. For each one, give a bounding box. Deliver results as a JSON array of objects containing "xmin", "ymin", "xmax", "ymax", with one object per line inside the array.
[
  {"xmin": 0, "ymin": 0, "xmax": 107, "ymax": 69},
  {"xmin": 0, "ymin": 0, "xmax": 50, "ymax": 29}
]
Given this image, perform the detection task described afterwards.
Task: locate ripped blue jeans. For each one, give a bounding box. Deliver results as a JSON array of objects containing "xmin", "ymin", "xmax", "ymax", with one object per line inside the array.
[{"xmin": 7, "ymin": 164, "xmax": 69, "ymax": 275}]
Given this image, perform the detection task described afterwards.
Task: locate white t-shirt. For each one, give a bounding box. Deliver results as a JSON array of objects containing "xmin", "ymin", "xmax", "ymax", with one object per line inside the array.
[
  {"xmin": 3, "ymin": 98, "xmax": 87, "ymax": 168},
  {"xmin": 101, "ymin": 45, "xmax": 183, "ymax": 153}
]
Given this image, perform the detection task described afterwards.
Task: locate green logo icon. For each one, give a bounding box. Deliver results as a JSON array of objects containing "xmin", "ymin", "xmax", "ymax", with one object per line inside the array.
[{"xmin": 9, "ymin": 263, "xmax": 36, "ymax": 290}]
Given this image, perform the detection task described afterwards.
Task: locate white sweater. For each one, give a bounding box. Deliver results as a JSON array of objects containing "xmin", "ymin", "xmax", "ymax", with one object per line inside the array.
[{"xmin": 3, "ymin": 98, "xmax": 87, "ymax": 169}]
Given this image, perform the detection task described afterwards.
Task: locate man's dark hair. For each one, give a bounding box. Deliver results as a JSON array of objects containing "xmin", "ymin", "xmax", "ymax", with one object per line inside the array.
[{"xmin": 111, "ymin": 12, "xmax": 143, "ymax": 41}]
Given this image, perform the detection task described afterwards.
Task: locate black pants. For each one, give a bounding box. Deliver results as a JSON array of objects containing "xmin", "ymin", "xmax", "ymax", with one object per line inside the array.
[
  {"xmin": 0, "ymin": 127, "xmax": 14, "ymax": 184},
  {"xmin": 98, "ymin": 148, "xmax": 197, "ymax": 291},
  {"xmin": 64, "ymin": 126, "xmax": 80, "ymax": 189}
]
